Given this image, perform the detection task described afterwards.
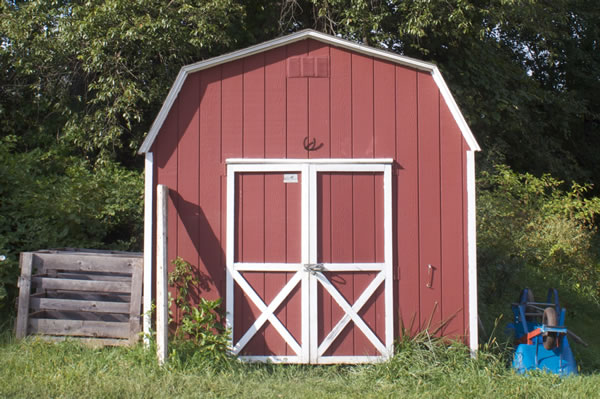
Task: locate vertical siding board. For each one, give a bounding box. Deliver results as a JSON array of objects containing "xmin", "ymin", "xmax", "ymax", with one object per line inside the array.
[
  {"xmin": 264, "ymin": 175, "xmax": 286, "ymax": 262},
  {"xmin": 374, "ymin": 60, "xmax": 395, "ymax": 265},
  {"xmin": 352, "ymin": 174, "xmax": 376, "ymax": 262},
  {"xmin": 308, "ymin": 40, "xmax": 331, "ymax": 158},
  {"xmin": 351, "ymin": 54, "xmax": 374, "ymax": 157},
  {"xmin": 222, "ymin": 60, "xmax": 243, "ymax": 159},
  {"xmin": 177, "ymin": 72, "xmax": 201, "ymax": 307},
  {"xmin": 395, "ymin": 66, "xmax": 420, "ymax": 334},
  {"xmin": 374, "ymin": 61, "xmax": 396, "ymax": 158},
  {"xmin": 265, "ymin": 47, "xmax": 287, "ymax": 158},
  {"xmin": 199, "ymin": 67, "xmax": 223, "ymax": 300},
  {"xmin": 417, "ymin": 72, "xmax": 442, "ymax": 331},
  {"xmin": 330, "ymin": 47, "xmax": 352, "ymax": 158},
  {"xmin": 440, "ymin": 101, "xmax": 465, "ymax": 338},
  {"xmin": 243, "ymin": 54, "xmax": 266, "ymax": 157},
  {"xmin": 286, "ymin": 41, "xmax": 309, "ymax": 158}
]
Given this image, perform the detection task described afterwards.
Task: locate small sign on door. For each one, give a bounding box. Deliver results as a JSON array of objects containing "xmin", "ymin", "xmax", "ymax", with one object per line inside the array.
[{"xmin": 283, "ymin": 174, "xmax": 298, "ymax": 183}]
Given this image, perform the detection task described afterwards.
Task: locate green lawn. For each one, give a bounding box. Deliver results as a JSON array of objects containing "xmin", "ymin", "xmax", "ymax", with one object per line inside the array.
[{"xmin": 1, "ymin": 332, "xmax": 598, "ymax": 399}]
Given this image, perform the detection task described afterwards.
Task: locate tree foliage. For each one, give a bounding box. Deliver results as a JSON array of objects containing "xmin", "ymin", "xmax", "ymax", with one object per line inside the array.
[
  {"xmin": 0, "ymin": 135, "xmax": 143, "ymax": 311},
  {"xmin": 477, "ymin": 164, "xmax": 600, "ymax": 306},
  {"xmin": 1, "ymin": 0, "xmax": 246, "ymax": 161}
]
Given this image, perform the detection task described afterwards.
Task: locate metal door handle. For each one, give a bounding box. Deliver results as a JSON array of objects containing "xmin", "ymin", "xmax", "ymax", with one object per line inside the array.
[{"xmin": 426, "ymin": 264, "xmax": 434, "ymax": 288}]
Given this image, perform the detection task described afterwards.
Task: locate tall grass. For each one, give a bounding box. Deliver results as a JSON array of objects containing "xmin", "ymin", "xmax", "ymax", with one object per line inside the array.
[{"xmin": 1, "ymin": 329, "xmax": 598, "ymax": 399}]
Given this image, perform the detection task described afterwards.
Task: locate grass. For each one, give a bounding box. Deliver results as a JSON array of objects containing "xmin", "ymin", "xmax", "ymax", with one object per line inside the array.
[{"xmin": 1, "ymin": 329, "xmax": 599, "ymax": 399}]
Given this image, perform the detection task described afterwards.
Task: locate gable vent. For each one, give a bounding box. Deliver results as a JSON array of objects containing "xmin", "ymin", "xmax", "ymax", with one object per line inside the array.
[{"xmin": 287, "ymin": 56, "xmax": 329, "ymax": 78}]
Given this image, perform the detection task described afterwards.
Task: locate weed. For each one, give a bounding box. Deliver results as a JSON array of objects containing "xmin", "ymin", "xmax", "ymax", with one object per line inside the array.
[{"xmin": 167, "ymin": 257, "xmax": 231, "ymax": 363}]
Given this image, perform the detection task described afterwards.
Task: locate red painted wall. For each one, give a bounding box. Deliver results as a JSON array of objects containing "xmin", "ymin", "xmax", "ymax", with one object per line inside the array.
[{"xmin": 152, "ymin": 39, "xmax": 470, "ymax": 343}]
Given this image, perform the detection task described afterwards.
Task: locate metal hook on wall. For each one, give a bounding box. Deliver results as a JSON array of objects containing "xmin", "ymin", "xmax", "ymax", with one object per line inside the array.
[{"xmin": 303, "ymin": 136, "xmax": 323, "ymax": 152}]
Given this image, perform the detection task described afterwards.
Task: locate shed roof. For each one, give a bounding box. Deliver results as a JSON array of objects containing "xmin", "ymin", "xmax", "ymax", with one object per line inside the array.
[{"xmin": 139, "ymin": 29, "xmax": 480, "ymax": 154}]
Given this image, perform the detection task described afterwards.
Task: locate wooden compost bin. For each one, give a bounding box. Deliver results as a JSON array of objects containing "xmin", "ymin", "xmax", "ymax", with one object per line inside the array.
[{"xmin": 16, "ymin": 249, "xmax": 143, "ymax": 346}]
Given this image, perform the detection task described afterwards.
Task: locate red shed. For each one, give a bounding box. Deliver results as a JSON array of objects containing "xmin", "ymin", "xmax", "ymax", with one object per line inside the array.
[{"xmin": 139, "ymin": 30, "xmax": 480, "ymax": 363}]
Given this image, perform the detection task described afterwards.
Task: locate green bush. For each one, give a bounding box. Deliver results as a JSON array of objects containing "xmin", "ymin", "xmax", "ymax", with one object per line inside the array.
[
  {"xmin": 0, "ymin": 136, "xmax": 143, "ymax": 314},
  {"xmin": 477, "ymin": 165, "xmax": 600, "ymax": 329},
  {"xmin": 168, "ymin": 257, "xmax": 231, "ymax": 364}
]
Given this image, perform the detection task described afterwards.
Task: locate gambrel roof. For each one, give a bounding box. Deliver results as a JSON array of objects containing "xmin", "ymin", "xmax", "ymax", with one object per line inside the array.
[{"xmin": 138, "ymin": 29, "xmax": 480, "ymax": 154}]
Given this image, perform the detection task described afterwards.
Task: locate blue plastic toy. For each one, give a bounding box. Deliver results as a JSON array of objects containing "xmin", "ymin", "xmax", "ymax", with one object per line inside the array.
[{"xmin": 506, "ymin": 288, "xmax": 586, "ymax": 376}]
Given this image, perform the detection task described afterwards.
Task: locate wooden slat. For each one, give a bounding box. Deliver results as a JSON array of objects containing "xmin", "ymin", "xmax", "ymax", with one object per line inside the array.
[
  {"xmin": 16, "ymin": 253, "xmax": 33, "ymax": 339},
  {"xmin": 36, "ymin": 335, "xmax": 130, "ymax": 347},
  {"xmin": 30, "ymin": 309, "xmax": 129, "ymax": 322},
  {"xmin": 32, "ymin": 277, "xmax": 131, "ymax": 293},
  {"xmin": 28, "ymin": 319, "xmax": 130, "ymax": 339},
  {"xmin": 37, "ymin": 248, "xmax": 142, "ymax": 257},
  {"xmin": 128, "ymin": 258, "xmax": 143, "ymax": 342},
  {"xmin": 29, "ymin": 297, "xmax": 130, "ymax": 314},
  {"xmin": 34, "ymin": 253, "xmax": 134, "ymax": 273},
  {"xmin": 47, "ymin": 292, "xmax": 130, "ymax": 302},
  {"xmin": 55, "ymin": 272, "xmax": 132, "ymax": 282}
]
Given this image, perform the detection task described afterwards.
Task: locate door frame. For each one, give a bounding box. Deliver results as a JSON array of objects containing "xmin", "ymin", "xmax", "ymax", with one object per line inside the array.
[{"xmin": 226, "ymin": 158, "xmax": 394, "ymax": 363}]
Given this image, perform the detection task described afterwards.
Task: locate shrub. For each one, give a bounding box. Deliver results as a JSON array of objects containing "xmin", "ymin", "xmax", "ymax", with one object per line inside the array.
[
  {"xmin": 168, "ymin": 257, "xmax": 231, "ymax": 363},
  {"xmin": 477, "ymin": 165, "xmax": 600, "ymax": 328},
  {"xmin": 0, "ymin": 136, "xmax": 143, "ymax": 314}
]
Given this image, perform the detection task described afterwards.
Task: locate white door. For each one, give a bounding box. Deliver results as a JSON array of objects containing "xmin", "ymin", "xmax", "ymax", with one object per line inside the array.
[{"xmin": 226, "ymin": 159, "xmax": 393, "ymax": 363}]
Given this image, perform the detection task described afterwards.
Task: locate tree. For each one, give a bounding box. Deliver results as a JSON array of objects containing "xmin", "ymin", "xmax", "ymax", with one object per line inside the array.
[{"xmin": 1, "ymin": 0, "xmax": 247, "ymax": 163}]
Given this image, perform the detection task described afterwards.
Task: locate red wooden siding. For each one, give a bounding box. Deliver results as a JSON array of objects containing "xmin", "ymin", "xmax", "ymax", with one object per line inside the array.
[
  {"xmin": 440, "ymin": 101, "xmax": 466, "ymax": 338},
  {"xmin": 152, "ymin": 38, "xmax": 471, "ymax": 345}
]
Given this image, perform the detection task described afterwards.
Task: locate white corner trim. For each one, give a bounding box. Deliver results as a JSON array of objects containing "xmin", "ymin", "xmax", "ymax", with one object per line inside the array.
[
  {"xmin": 143, "ymin": 152, "xmax": 154, "ymax": 346},
  {"xmin": 432, "ymin": 67, "xmax": 480, "ymax": 152},
  {"xmin": 466, "ymin": 150, "xmax": 478, "ymax": 353},
  {"xmin": 138, "ymin": 29, "xmax": 480, "ymax": 154}
]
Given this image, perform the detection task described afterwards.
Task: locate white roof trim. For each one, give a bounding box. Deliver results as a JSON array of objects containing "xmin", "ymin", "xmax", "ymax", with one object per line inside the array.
[{"xmin": 139, "ymin": 29, "xmax": 480, "ymax": 154}]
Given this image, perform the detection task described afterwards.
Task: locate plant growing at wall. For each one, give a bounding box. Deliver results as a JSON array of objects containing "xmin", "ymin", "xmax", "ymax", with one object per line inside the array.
[{"xmin": 168, "ymin": 257, "xmax": 230, "ymax": 362}]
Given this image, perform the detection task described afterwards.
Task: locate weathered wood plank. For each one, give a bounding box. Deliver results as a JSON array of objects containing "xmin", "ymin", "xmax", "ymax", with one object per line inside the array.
[
  {"xmin": 55, "ymin": 272, "xmax": 132, "ymax": 282},
  {"xmin": 49, "ymin": 292, "xmax": 130, "ymax": 302},
  {"xmin": 30, "ymin": 297, "xmax": 130, "ymax": 314},
  {"xmin": 37, "ymin": 248, "xmax": 143, "ymax": 257},
  {"xmin": 30, "ymin": 310, "xmax": 128, "ymax": 322},
  {"xmin": 35, "ymin": 335, "xmax": 130, "ymax": 347},
  {"xmin": 128, "ymin": 258, "xmax": 143, "ymax": 343},
  {"xmin": 16, "ymin": 253, "xmax": 33, "ymax": 339},
  {"xmin": 28, "ymin": 319, "xmax": 130, "ymax": 339},
  {"xmin": 157, "ymin": 184, "xmax": 169, "ymax": 364},
  {"xmin": 32, "ymin": 277, "xmax": 131, "ymax": 293},
  {"xmin": 34, "ymin": 253, "xmax": 135, "ymax": 273}
]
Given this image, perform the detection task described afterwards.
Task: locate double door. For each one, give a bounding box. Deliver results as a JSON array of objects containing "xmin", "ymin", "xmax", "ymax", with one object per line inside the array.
[{"xmin": 226, "ymin": 159, "xmax": 393, "ymax": 363}]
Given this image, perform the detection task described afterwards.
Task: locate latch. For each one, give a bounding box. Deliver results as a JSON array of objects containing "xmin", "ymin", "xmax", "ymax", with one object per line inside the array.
[{"xmin": 304, "ymin": 263, "xmax": 325, "ymax": 275}]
